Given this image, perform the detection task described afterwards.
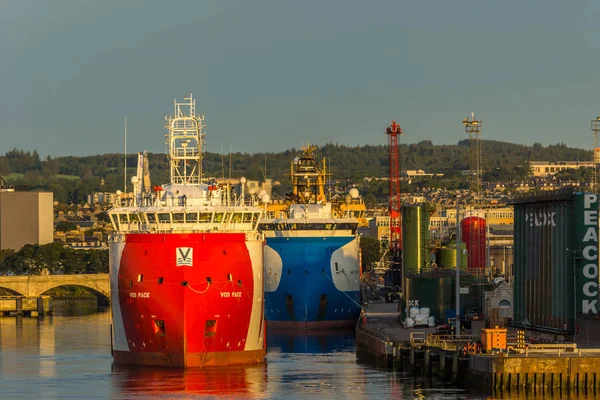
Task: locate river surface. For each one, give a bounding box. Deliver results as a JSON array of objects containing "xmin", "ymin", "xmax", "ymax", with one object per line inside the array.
[{"xmin": 0, "ymin": 302, "xmax": 590, "ymax": 399}]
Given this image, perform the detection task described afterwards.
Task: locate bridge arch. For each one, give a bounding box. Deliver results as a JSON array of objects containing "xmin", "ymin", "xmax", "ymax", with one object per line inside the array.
[
  {"xmin": 39, "ymin": 284, "xmax": 110, "ymax": 302},
  {"xmin": 0, "ymin": 286, "xmax": 26, "ymax": 297},
  {"xmin": 0, "ymin": 274, "xmax": 110, "ymax": 299}
]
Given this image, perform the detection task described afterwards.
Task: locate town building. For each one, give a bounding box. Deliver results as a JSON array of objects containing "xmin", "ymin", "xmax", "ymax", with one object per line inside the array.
[
  {"xmin": 0, "ymin": 189, "xmax": 53, "ymax": 250},
  {"xmin": 529, "ymin": 161, "xmax": 594, "ymax": 177}
]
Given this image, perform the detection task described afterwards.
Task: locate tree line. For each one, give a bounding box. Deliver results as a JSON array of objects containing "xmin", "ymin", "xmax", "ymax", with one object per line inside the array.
[
  {"xmin": 0, "ymin": 141, "xmax": 592, "ymax": 205},
  {"xmin": 0, "ymin": 243, "xmax": 108, "ymax": 276}
]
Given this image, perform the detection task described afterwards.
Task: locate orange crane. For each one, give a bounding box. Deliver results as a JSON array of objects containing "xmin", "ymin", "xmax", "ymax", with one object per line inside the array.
[{"xmin": 386, "ymin": 120, "xmax": 403, "ymax": 286}]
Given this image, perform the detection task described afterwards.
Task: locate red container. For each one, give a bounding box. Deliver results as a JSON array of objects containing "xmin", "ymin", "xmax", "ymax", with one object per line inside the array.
[{"xmin": 461, "ymin": 216, "xmax": 487, "ymax": 271}]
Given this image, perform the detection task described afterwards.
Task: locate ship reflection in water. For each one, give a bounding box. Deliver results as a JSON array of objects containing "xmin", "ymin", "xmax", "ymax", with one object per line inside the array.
[
  {"xmin": 266, "ymin": 328, "xmax": 356, "ymax": 354},
  {"xmin": 113, "ymin": 329, "xmax": 356, "ymax": 399},
  {"xmin": 113, "ymin": 364, "xmax": 268, "ymax": 399}
]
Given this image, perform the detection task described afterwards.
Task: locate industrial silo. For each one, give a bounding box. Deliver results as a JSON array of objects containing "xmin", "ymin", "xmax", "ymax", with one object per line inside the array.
[
  {"xmin": 404, "ymin": 274, "xmax": 455, "ymax": 322},
  {"xmin": 438, "ymin": 241, "xmax": 467, "ymax": 270},
  {"xmin": 402, "ymin": 204, "xmax": 430, "ymax": 275},
  {"xmin": 461, "ymin": 216, "xmax": 487, "ymax": 271}
]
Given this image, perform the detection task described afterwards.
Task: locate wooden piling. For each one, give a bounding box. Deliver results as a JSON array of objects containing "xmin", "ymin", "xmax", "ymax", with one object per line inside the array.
[
  {"xmin": 452, "ymin": 353, "xmax": 458, "ymax": 381},
  {"xmin": 15, "ymin": 297, "xmax": 22, "ymax": 315},
  {"xmin": 37, "ymin": 297, "xmax": 45, "ymax": 315},
  {"xmin": 439, "ymin": 352, "xmax": 446, "ymax": 379}
]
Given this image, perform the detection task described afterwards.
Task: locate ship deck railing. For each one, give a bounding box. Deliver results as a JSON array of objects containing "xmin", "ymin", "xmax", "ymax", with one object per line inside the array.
[
  {"xmin": 109, "ymin": 230, "xmax": 263, "ymax": 241},
  {"xmin": 115, "ymin": 192, "xmax": 262, "ymax": 209},
  {"xmin": 110, "ymin": 221, "xmax": 262, "ymax": 235}
]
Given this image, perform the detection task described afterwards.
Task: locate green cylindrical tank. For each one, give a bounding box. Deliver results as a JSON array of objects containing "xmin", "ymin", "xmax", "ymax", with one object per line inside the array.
[
  {"xmin": 402, "ymin": 205, "xmax": 430, "ymax": 275},
  {"xmin": 438, "ymin": 241, "xmax": 467, "ymax": 270},
  {"xmin": 404, "ymin": 276, "xmax": 455, "ymax": 322}
]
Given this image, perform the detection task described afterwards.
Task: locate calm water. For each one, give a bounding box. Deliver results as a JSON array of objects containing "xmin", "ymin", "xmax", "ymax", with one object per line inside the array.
[{"xmin": 0, "ymin": 302, "xmax": 589, "ymax": 399}]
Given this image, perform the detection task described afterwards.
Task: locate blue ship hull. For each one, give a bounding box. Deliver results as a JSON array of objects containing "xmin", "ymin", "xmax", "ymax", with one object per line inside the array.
[{"xmin": 264, "ymin": 236, "xmax": 362, "ymax": 330}]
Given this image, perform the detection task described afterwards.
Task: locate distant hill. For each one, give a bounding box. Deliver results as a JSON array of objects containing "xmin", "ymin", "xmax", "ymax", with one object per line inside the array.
[{"xmin": 0, "ymin": 141, "xmax": 592, "ymax": 204}]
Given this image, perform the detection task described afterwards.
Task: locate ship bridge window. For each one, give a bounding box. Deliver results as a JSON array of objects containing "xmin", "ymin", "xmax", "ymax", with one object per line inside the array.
[
  {"xmin": 214, "ymin": 212, "xmax": 225, "ymax": 223},
  {"xmin": 199, "ymin": 212, "xmax": 213, "ymax": 223},
  {"xmin": 338, "ymin": 222, "xmax": 358, "ymax": 234},
  {"xmin": 130, "ymin": 213, "xmax": 142, "ymax": 223},
  {"xmin": 146, "ymin": 213, "xmax": 157, "ymax": 223},
  {"xmin": 186, "ymin": 212, "xmax": 198, "ymax": 223},
  {"xmin": 172, "ymin": 213, "xmax": 184, "ymax": 223},
  {"xmin": 242, "ymin": 213, "xmax": 253, "ymax": 223},
  {"xmin": 252, "ymin": 213, "xmax": 261, "ymax": 229},
  {"xmin": 231, "ymin": 213, "xmax": 243, "ymax": 223},
  {"xmin": 118, "ymin": 214, "xmax": 129, "ymax": 223},
  {"xmin": 110, "ymin": 215, "xmax": 119, "ymax": 230},
  {"xmin": 158, "ymin": 213, "xmax": 171, "ymax": 223},
  {"xmin": 258, "ymin": 223, "xmax": 272, "ymax": 231}
]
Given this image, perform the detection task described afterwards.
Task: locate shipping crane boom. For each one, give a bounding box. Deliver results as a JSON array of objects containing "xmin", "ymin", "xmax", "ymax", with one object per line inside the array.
[{"xmin": 386, "ymin": 120, "xmax": 403, "ymax": 286}]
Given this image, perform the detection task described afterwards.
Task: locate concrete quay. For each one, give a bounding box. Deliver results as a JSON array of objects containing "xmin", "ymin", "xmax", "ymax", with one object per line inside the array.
[{"xmin": 356, "ymin": 301, "xmax": 600, "ymax": 395}]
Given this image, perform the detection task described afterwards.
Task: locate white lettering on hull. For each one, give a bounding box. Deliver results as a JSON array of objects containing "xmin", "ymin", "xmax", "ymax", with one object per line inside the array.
[
  {"xmin": 220, "ymin": 292, "xmax": 242, "ymax": 298},
  {"xmin": 129, "ymin": 292, "xmax": 150, "ymax": 298}
]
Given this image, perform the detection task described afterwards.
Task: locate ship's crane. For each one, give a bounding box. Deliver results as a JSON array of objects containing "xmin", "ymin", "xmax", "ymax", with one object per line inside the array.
[{"xmin": 386, "ymin": 120, "xmax": 403, "ymax": 287}]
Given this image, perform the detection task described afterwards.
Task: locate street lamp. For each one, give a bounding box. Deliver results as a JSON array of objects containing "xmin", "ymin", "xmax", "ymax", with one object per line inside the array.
[
  {"xmin": 462, "ymin": 113, "xmax": 483, "ymax": 204},
  {"xmin": 504, "ymin": 245, "xmax": 512, "ymax": 283}
]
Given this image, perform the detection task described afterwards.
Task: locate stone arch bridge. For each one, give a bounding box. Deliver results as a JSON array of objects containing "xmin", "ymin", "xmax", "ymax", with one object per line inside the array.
[{"xmin": 0, "ymin": 274, "xmax": 110, "ymax": 298}]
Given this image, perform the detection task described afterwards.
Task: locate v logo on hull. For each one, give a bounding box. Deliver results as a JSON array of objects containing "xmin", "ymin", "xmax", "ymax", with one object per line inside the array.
[{"xmin": 176, "ymin": 247, "xmax": 193, "ymax": 267}]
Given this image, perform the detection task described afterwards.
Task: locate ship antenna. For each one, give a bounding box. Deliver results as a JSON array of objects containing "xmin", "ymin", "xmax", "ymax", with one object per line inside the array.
[
  {"xmin": 221, "ymin": 143, "xmax": 225, "ymax": 180},
  {"xmin": 229, "ymin": 144, "xmax": 232, "ymax": 179},
  {"xmin": 124, "ymin": 116, "xmax": 127, "ymax": 194},
  {"xmin": 262, "ymin": 153, "xmax": 267, "ymax": 182}
]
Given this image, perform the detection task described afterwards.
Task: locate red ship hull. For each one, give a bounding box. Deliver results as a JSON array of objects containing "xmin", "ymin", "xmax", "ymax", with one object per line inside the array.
[{"xmin": 109, "ymin": 232, "xmax": 266, "ymax": 368}]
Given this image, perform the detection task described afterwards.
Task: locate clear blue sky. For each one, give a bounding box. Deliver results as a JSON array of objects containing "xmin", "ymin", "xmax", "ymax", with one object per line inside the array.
[{"xmin": 2, "ymin": 0, "xmax": 600, "ymax": 157}]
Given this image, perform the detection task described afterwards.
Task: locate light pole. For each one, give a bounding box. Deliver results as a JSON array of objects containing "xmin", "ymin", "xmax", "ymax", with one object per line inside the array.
[
  {"xmin": 462, "ymin": 113, "xmax": 482, "ymax": 205},
  {"xmin": 504, "ymin": 245, "xmax": 512, "ymax": 283},
  {"xmin": 503, "ymin": 244, "xmax": 506, "ymax": 275},
  {"xmin": 455, "ymin": 195, "xmax": 461, "ymax": 336}
]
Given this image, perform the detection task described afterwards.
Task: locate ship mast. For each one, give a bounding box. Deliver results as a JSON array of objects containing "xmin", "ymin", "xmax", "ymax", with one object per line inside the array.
[
  {"xmin": 165, "ymin": 94, "xmax": 206, "ymax": 185},
  {"xmin": 289, "ymin": 142, "xmax": 328, "ymax": 204}
]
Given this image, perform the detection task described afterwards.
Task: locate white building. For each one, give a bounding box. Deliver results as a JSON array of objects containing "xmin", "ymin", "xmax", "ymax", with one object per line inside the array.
[{"xmin": 529, "ymin": 161, "xmax": 594, "ymax": 178}]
